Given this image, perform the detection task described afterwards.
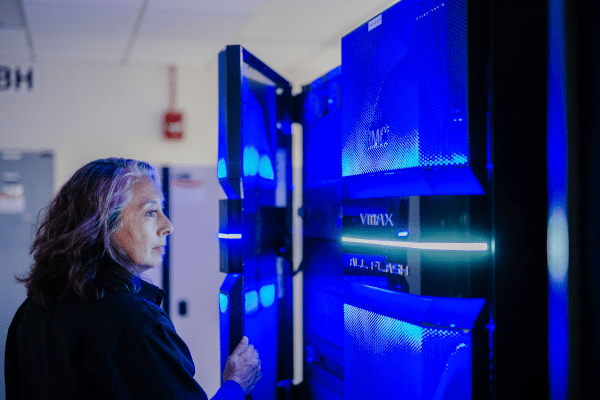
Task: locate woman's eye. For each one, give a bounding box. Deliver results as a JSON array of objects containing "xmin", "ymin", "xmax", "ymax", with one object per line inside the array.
[{"xmin": 146, "ymin": 210, "xmax": 158, "ymax": 217}]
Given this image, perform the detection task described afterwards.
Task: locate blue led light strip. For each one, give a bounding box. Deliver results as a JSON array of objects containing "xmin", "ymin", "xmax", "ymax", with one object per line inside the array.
[
  {"xmin": 217, "ymin": 233, "xmax": 242, "ymax": 239},
  {"xmin": 547, "ymin": 0, "xmax": 568, "ymax": 398},
  {"xmin": 341, "ymin": 237, "xmax": 488, "ymax": 251}
]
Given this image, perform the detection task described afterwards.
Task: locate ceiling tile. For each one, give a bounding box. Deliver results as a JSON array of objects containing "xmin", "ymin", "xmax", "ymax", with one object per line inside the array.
[
  {"xmin": 127, "ymin": 38, "xmax": 223, "ymax": 67},
  {"xmin": 25, "ymin": 0, "xmax": 141, "ymax": 10},
  {"xmin": 138, "ymin": 8, "xmax": 251, "ymax": 42},
  {"xmin": 237, "ymin": 0, "xmax": 397, "ymax": 44},
  {"xmin": 25, "ymin": 1, "xmax": 139, "ymax": 37},
  {"xmin": 33, "ymin": 33, "xmax": 127, "ymax": 63},
  {"xmin": 145, "ymin": 0, "xmax": 269, "ymax": 15},
  {"xmin": 14, "ymin": 0, "xmax": 401, "ymax": 70}
]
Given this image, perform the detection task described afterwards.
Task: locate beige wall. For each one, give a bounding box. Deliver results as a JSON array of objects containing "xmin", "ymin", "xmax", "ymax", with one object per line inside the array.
[{"xmin": 0, "ymin": 60, "xmax": 219, "ymax": 191}]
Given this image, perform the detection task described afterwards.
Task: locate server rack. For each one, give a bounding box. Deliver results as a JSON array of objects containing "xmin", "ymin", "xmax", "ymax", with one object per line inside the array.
[{"xmin": 216, "ymin": 0, "xmax": 557, "ymax": 398}]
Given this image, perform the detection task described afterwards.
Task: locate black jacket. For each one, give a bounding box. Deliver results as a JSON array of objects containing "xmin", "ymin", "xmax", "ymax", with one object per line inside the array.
[{"xmin": 5, "ymin": 280, "xmax": 243, "ymax": 399}]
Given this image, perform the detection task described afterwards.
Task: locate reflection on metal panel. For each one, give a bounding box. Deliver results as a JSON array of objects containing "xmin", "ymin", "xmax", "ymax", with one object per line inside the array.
[{"xmin": 344, "ymin": 304, "xmax": 472, "ymax": 400}]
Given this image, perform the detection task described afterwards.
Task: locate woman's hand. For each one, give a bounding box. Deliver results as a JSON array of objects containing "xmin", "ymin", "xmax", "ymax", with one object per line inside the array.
[{"xmin": 223, "ymin": 336, "xmax": 262, "ymax": 394}]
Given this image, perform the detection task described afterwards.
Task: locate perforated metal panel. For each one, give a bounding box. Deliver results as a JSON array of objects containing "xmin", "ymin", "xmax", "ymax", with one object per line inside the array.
[
  {"xmin": 344, "ymin": 304, "xmax": 472, "ymax": 400},
  {"xmin": 342, "ymin": 0, "xmax": 468, "ymax": 178}
]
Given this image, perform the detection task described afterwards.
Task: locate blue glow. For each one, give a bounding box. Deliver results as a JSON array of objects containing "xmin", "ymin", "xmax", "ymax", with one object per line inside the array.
[
  {"xmin": 342, "ymin": 0, "xmax": 469, "ymax": 179},
  {"xmin": 342, "ymin": 236, "xmax": 488, "ymax": 251},
  {"xmin": 547, "ymin": 209, "xmax": 568, "ymax": 283},
  {"xmin": 548, "ymin": 0, "xmax": 568, "ymax": 398},
  {"xmin": 258, "ymin": 154, "xmax": 274, "ymax": 180},
  {"xmin": 243, "ymin": 146, "xmax": 259, "ymax": 177},
  {"xmin": 259, "ymin": 284, "xmax": 276, "ymax": 308},
  {"xmin": 218, "ymin": 233, "xmax": 242, "ymax": 239},
  {"xmin": 343, "ymin": 167, "xmax": 485, "ymax": 198},
  {"xmin": 217, "ymin": 158, "xmax": 227, "ymax": 179},
  {"xmin": 451, "ymin": 153, "xmax": 468, "ymax": 164},
  {"xmin": 245, "ymin": 290, "xmax": 259, "ymax": 314},
  {"xmin": 397, "ymin": 230, "xmax": 409, "ymax": 237},
  {"xmin": 219, "ymin": 293, "xmax": 228, "ymax": 313},
  {"xmin": 344, "ymin": 303, "xmax": 473, "ymax": 399},
  {"xmin": 347, "ymin": 282, "xmax": 485, "ymax": 329}
]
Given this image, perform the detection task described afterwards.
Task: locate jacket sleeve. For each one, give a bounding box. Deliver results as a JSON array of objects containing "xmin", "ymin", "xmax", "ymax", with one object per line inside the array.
[{"xmin": 211, "ymin": 380, "xmax": 245, "ymax": 400}]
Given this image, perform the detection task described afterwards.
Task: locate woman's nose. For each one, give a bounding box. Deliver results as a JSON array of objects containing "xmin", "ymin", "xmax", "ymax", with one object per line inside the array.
[{"xmin": 160, "ymin": 215, "xmax": 174, "ymax": 236}]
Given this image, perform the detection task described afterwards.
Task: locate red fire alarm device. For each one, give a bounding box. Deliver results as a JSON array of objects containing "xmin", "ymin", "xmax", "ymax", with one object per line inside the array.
[
  {"xmin": 164, "ymin": 110, "xmax": 184, "ymax": 140},
  {"xmin": 163, "ymin": 65, "xmax": 184, "ymax": 141}
]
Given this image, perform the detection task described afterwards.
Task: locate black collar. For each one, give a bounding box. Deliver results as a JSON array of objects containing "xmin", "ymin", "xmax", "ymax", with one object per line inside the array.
[{"xmin": 138, "ymin": 279, "xmax": 164, "ymax": 306}]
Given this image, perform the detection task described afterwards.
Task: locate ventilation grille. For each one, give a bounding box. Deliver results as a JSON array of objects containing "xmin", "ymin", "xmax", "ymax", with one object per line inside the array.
[{"xmin": 344, "ymin": 304, "xmax": 472, "ymax": 400}]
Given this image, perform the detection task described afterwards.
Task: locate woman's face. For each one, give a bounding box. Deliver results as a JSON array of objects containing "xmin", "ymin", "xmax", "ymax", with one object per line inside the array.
[{"xmin": 113, "ymin": 176, "xmax": 173, "ymax": 270}]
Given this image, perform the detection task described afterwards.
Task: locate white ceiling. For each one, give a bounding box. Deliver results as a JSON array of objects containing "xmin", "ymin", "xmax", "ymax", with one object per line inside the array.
[{"xmin": 0, "ymin": 0, "xmax": 398, "ymax": 85}]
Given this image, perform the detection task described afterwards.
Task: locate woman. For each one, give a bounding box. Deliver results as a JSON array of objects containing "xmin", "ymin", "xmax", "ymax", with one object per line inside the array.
[{"xmin": 5, "ymin": 158, "xmax": 260, "ymax": 399}]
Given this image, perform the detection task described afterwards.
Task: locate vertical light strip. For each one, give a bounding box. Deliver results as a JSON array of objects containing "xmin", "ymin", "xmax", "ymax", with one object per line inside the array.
[
  {"xmin": 292, "ymin": 121, "xmax": 304, "ymax": 385},
  {"xmin": 275, "ymin": 148, "xmax": 287, "ymax": 207},
  {"xmin": 548, "ymin": 1, "xmax": 568, "ymax": 398}
]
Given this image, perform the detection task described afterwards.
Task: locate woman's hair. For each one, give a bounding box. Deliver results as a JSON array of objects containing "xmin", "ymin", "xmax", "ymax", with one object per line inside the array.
[{"xmin": 18, "ymin": 158, "xmax": 161, "ymax": 308}]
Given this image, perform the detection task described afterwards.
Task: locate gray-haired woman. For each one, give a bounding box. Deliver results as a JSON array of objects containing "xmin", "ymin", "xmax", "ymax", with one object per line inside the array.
[{"xmin": 5, "ymin": 158, "xmax": 260, "ymax": 399}]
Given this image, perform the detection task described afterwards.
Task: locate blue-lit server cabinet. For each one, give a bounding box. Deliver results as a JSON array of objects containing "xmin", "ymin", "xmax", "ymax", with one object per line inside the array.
[
  {"xmin": 218, "ymin": 46, "xmax": 294, "ymax": 400},
  {"xmin": 300, "ymin": 1, "xmax": 491, "ymax": 398},
  {"xmin": 218, "ymin": 0, "xmax": 499, "ymax": 399}
]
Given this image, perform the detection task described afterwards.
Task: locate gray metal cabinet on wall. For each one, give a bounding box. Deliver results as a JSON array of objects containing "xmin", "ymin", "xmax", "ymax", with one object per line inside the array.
[
  {"xmin": 0, "ymin": 151, "xmax": 53, "ymax": 399},
  {"xmin": 167, "ymin": 165, "xmax": 225, "ymax": 398}
]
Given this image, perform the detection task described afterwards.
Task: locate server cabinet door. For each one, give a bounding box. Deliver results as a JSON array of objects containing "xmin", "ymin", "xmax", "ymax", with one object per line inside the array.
[{"xmin": 218, "ymin": 45, "xmax": 294, "ymax": 400}]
